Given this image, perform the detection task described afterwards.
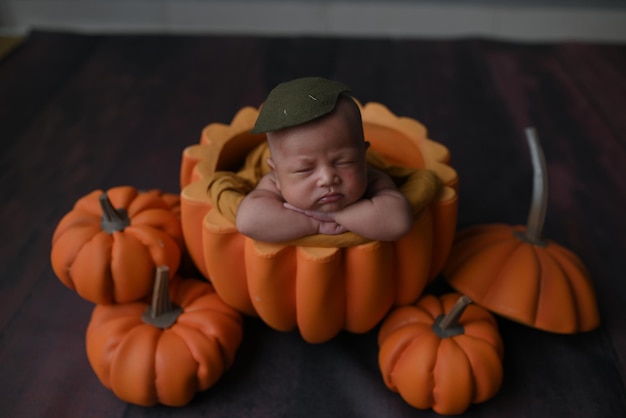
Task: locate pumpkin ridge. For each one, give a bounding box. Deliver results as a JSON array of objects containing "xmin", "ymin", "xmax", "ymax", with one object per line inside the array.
[
  {"xmin": 431, "ymin": 338, "xmax": 472, "ymax": 414},
  {"xmin": 88, "ymin": 318, "xmax": 144, "ymax": 382},
  {"xmin": 105, "ymin": 186, "xmax": 139, "ymax": 213},
  {"xmin": 477, "ymin": 241, "xmax": 541, "ymax": 325},
  {"xmin": 544, "ymin": 242, "xmax": 584, "ymax": 268},
  {"xmin": 125, "ymin": 225, "xmax": 181, "ymax": 275},
  {"xmin": 174, "ymin": 309, "xmax": 243, "ymax": 368},
  {"xmin": 152, "ymin": 331, "xmax": 200, "ymax": 406},
  {"xmin": 456, "ymin": 304, "xmax": 498, "ymax": 327},
  {"xmin": 127, "ymin": 190, "xmax": 171, "ymax": 216},
  {"xmin": 130, "ymin": 208, "xmax": 182, "ymax": 232},
  {"xmin": 72, "ymin": 232, "xmax": 117, "ymax": 303},
  {"xmin": 89, "ymin": 304, "xmax": 146, "ymax": 329},
  {"xmin": 415, "ymin": 294, "xmax": 445, "ymax": 319},
  {"xmin": 397, "ymin": 325, "xmax": 440, "ymax": 393},
  {"xmin": 444, "ymin": 228, "xmax": 520, "ymax": 276},
  {"xmin": 377, "ymin": 306, "xmax": 433, "ymax": 344},
  {"xmin": 181, "ymin": 295, "xmax": 244, "ymax": 322},
  {"xmin": 50, "ymin": 224, "xmax": 102, "ymax": 285},
  {"xmin": 175, "ymin": 309, "xmax": 241, "ymax": 340},
  {"xmin": 51, "ymin": 210, "xmax": 101, "ymax": 243},
  {"xmin": 534, "ymin": 248, "xmax": 580, "ymax": 332},
  {"xmin": 447, "ymin": 336, "xmax": 478, "ymax": 400},
  {"xmin": 452, "ymin": 334, "xmax": 503, "ymax": 403},
  {"xmin": 177, "ymin": 302, "xmax": 243, "ymax": 327},
  {"xmin": 456, "ymin": 322, "xmax": 504, "ymax": 359},
  {"xmin": 110, "ymin": 323, "xmax": 160, "ymax": 405},
  {"xmin": 544, "ymin": 246, "xmax": 599, "ymax": 331},
  {"xmin": 448, "ymin": 238, "xmax": 522, "ymax": 304},
  {"xmin": 481, "ymin": 238, "xmax": 530, "ymax": 305},
  {"xmin": 74, "ymin": 189, "xmax": 109, "ymax": 213},
  {"xmin": 108, "ymin": 232, "xmax": 155, "ymax": 303},
  {"xmin": 168, "ymin": 324, "xmax": 225, "ymax": 391},
  {"xmin": 528, "ymin": 244, "xmax": 545, "ymax": 327},
  {"xmin": 87, "ymin": 309, "xmax": 144, "ymax": 350},
  {"xmin": 171, "ymin": 279, "xmax": 209, "ymax": 305},
  {"xmin": 382, "ymin": 324, "xmax": 433, "ymax": 385}
]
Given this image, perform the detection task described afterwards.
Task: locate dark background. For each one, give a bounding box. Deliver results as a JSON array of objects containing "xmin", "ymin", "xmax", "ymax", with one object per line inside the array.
[{"xmin": 1, "ymin": 31, "xmax": 625, "ymax": 417}]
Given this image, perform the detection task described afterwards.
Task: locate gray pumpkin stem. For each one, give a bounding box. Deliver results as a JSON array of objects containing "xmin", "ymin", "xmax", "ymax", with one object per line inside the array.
[
  {"xmin": 517, "ymin": 127, "xmax": 548, "ymax": 246},
  {"xmin": 142, "ymin": 266, "xmax": 182, "ymax": 329},
  {"xmin": 432, "ymin": 295, "xmax": 472, "ymax": 338},
  {"xmin": 99, "ymin": 193, "xmax": 130, "ymax": 233},
  {"xmin": 439, "ymin": 295, "xmax": 473, "ymax": 330}
]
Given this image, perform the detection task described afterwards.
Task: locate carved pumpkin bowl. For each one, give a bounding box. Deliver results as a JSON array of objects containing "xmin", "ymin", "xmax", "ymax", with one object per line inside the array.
[{"xmin": 179, "ymin": 103, "xmax": 458, "ymax": 343}]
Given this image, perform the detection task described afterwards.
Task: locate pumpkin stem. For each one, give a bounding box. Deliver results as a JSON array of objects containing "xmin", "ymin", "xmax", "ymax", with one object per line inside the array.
[
  {"xmin": 432, "ymin": 295, "xmax": 472, "ymax": 338},
  {"xmin": 141, "ymin": 266, "xmax": 182, "ymax": 329},
  {"xmin": 518, "ymin": 127, "xmax": 548, "ymax": 246},
  {"xmin": 99, "ymin": 193, "xmax": 131, "ymax": 233}
]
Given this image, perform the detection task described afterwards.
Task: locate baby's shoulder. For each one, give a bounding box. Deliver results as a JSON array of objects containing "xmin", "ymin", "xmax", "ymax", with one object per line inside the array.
[
  {"xmin": 365, "ymin": 166, "xmax": 399, "ymax": 194},
  {"xmin": 256, "ymin": 171, "xmax": 280, "ymax": 191},
  {"xmin": 366, "ymin": 166, "xmax": 393, "ymax": 183}
]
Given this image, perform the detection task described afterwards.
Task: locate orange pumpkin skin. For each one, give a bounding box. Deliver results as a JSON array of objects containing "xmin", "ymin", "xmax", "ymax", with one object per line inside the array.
[
  {"xmin": 51, "ymin": 186, "xmax": 183, "ymax": 304},
  {"xmin": 86, "ymin": 278, "xmax": 243, "ymax": 407},
  {"xmin": 378, "ymin": 293, "xmax": 504, "ymax": 415},
  {"xmin": 443, "ymin": 224, "xmax": 600, "ymax": 333}
]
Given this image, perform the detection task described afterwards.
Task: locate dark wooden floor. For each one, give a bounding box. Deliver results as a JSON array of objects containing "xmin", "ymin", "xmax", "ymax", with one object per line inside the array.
[{"xmin": 1, "ymin": 31, "xmax": 625, "ymax": 418}]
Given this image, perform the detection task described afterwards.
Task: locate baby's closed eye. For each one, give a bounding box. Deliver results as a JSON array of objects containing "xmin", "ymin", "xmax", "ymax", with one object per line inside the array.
[
  {"xmin": 292, "ymin": 166, "xmax": 314, "ymax": 174},
  {"xmin": 335, "ymin": 160, "xmax": 355, "ymax": 167}
]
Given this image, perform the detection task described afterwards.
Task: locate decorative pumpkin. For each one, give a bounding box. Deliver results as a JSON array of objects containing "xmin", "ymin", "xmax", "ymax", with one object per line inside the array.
[
  {"xmin": 443, "ymin": 128, "xmax": 600, "ymax": 333},
  {"xmin": 86, "ymin": 266, "xmax": 243, "ymax": 406},
  {"xmin": 51, "ymin": 185, "xmax": 183, "ymax": 304},
  {"xmin": 378, "ymin": 293, "xmax": 504, "ymax": 415},
  {"xmin": 179, "ymin": 103, "xmax": 459, "ymax": 343}
]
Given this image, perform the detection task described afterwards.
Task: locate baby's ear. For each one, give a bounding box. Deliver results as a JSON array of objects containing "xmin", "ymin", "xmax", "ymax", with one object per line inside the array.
[
  {"xmin": 364, "ymin": 141, "xmax": 371, "ymax": 150},
  {"xmin": 266, "ymin": 158, "xmax": 281, "ymax": 190}
]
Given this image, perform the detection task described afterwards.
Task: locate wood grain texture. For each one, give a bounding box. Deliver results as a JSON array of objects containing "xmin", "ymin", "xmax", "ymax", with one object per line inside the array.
[{"xmin": 1, "ymin": 31, "xmax": 624, "ymax": 417}]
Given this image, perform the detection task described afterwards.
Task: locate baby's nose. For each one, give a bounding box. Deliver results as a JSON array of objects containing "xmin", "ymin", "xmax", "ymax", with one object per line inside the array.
[{"xmin": 318, "ymin": 166, "xmax": 339, "ymax": 186}]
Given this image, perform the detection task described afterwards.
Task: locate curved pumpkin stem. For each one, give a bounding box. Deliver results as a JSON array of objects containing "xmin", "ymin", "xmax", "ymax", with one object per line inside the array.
[
  {"xmin": 99, "ymin": 193, "xmax": 131, "ymax": 233},
  {"xmin": 520, "ymin": 127, "xmax": 548, "ymax": 246},
  {"xmin": 142, "ymin": 266, "xmax": 182, "ymax": 329},
  {"xmin": 432, "ymin": 295, "xmax": 472, "ymax": 338}
]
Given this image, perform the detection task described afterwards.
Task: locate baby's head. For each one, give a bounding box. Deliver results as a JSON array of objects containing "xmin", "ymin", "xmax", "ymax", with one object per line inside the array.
[{"xmin": 253, "ymin": 77, "xmax": 370, "ymax": 212}]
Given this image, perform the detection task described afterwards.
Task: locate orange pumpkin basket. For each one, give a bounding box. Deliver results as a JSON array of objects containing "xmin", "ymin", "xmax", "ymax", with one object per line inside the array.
[{"xmin": 179, "ymin": 103, "xmax": 458, "ymax": 343}]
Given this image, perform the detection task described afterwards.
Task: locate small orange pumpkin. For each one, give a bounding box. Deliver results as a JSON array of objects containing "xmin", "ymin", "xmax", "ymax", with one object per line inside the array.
[
  {"xmin": 443, "ymin": 128, "xmax": 600, "ymax": 333},
  {"xmin": 86, "ymin": 266, "xmax": 243, "ymax": 406},
  {"xmin": 378, "ymin": 293, "xmax": 504, "ymax": 415},
  {"xmin": 51, "ymin": 185, "xmax": 183, "ymax": 304}
]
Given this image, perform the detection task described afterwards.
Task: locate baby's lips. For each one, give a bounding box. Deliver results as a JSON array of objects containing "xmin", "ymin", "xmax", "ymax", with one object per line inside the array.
[{"xmin": 318, "ymin": 193, "xmax": 343, "ymax": 204}]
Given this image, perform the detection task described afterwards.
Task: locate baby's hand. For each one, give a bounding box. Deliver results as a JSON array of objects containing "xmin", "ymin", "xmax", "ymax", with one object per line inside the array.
[
  {"xmin": 318, "ymin": 221, "xmax": 348, "ymax": 235},
  {"xmin": 283, "ymin": 202, "xmax": 336, "ymax": 222},
  {"xmin": 283, "ymin": 203, "xmax": 346, "ymax": 235}
]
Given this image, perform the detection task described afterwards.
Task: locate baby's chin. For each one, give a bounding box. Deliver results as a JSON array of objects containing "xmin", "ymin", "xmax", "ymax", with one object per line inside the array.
[{"xmin": 311, "ymin": 197, "xmax": 358, "ymax": 213}]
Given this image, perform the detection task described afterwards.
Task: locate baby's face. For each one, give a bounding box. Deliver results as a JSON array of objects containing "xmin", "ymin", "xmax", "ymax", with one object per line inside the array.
[{"xmin": 267, "ymin": 100, "xmax": 368, "ymax": 212}]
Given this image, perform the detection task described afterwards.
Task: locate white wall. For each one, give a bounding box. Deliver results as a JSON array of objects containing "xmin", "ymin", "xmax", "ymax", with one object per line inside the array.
[{"xmin": 1, "ymin": 0, "xmax": 626, "ymax": 42}]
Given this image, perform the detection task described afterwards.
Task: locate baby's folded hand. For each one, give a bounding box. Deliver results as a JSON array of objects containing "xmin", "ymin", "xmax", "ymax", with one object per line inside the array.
[
  {"xmin": 283, "ymin": 202, "xmax": 335, "ymax": 222},
  {"xmin": 318, "ymin": 221, "xmax": 347, "ymax": 235}
]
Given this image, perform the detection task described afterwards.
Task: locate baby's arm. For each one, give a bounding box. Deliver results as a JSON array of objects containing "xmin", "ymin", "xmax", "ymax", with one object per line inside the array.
[
  {"xmin": 288, "ymin": 168, "xmax": 413, "ymax": 241},
  {"xmin": 337, "ymin": 168, "xmax": 412, "ymax": 240},
  {"xmin": 236, "ymin": 174, "xmax": 346, "ymax": 242}
]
